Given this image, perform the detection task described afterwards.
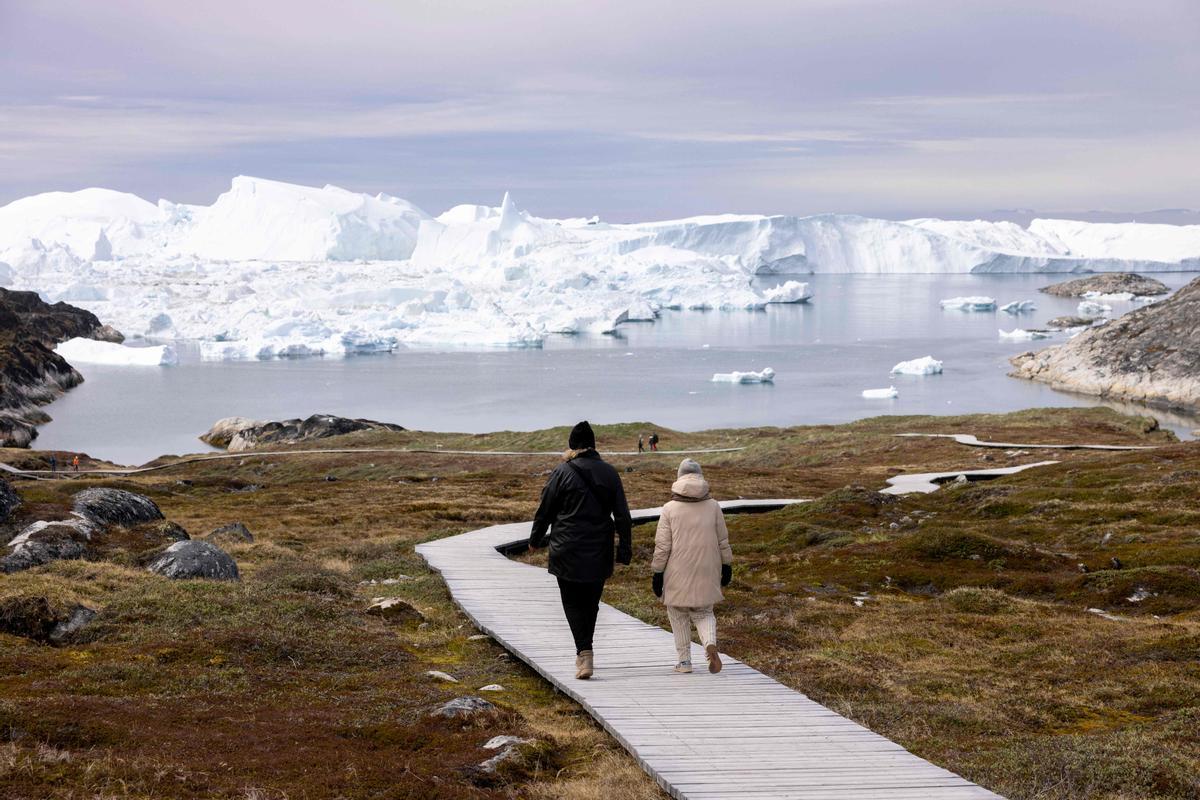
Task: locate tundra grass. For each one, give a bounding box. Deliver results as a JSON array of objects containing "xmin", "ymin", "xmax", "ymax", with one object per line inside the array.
[{"xmin": 0, "ymin": 406, "xmax": 1193, "ymax": 799}]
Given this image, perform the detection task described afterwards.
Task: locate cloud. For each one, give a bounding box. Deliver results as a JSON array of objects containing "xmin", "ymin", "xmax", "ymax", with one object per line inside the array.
[{"xmin": 0, "ymin": 0, "xmax": 1196, "ymax": 216}]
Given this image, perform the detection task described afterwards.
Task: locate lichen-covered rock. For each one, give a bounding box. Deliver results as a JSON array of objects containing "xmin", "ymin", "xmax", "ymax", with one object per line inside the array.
[
  {"xmin": 72, "ymin": 488, "xmax": 164, "ymax": 527},
  {"xmin": 365, "ymin": 597, "xmax": 424, "ymax": 624},
  {"xmin": 432, "ymin": 696, "xmax": 496, "ymax": 718},
  {"xmin": 1, "ymin": 519, "xmax": 93, "ymax": 573},
  {"xmin": 1012, "ymin": 276, "xmax": 1200, "ymax": 410},
  {"xmin": 0, "ymin": 477, "xmax": 20, "ymax": 522},
  {"xmin": 146, "ymin": 540, "xmax": 239, "ymax": 581},
  {"xmin": 206, "ymin": 521, "xmax": 254, "ymax": 544},
  {"xmin": 1040, "ymin": 272, "xmax": 1170, "ymax": 298}
]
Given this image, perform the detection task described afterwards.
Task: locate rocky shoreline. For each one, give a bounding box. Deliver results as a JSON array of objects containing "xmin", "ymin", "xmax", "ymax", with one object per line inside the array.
[
  {"xmin": 1012, "ymin": 276, "xmax": 1200, "ymax": 411},
  {"xmin": 1039, "ymin": 272, "xmax": 1170, "ymax": 298},
  {"xmin": 0, "ymin": 288, "xmax": 122, "ymax": 447},
  {"xmin": 201, "ymin": 413, "xmax": 405, "ymax": 451}
]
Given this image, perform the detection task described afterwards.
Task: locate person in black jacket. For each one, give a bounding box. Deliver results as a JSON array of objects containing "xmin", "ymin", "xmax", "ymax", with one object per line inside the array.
[{"xmin": 530, "ymin": 420, "xmax": 633, "ymax": 680}]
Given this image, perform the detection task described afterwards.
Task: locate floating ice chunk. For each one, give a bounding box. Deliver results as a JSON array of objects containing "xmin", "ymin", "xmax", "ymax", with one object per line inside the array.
[
  {"xmin": 763, "ymin": 280, "xmax": 812, "ymax": 304},
  {"xmin": 1077, "ymin": 300, "xmax": 1112, "ymax": 316},
  {"xmin": 891, "ymin": 356, "xmax": 943, "ymax": 375},
  {"xmin": 712, "ymin": 367, "xmax": 775, "ymax": 384},
  {"xmin": 940, "ymin": 296, "xmax": 996, "ymax": 311},
  {"xmin": 862, "ymin": 386, "xmax": 898, "ymax": 399},
  {"xmin": 56, "ymin": 337, "xmax": 177, "ymax": 366},
  {"xmin": 1082, "ymin": 291, "xmax": 1134, "ymax": 302},
  {"xmin": 1000, "ymin": 300, "xmax": 1037, "ymax": 314},
  {"xmin": 998, "ymin": 328, "xmax": 1053, "ymax": 341}
]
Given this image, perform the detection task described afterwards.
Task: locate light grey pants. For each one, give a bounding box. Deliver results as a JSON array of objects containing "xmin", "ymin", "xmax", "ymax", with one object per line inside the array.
[{"xmin": 666, "ymin": 604, "xmax": 717, "ymax": 663}]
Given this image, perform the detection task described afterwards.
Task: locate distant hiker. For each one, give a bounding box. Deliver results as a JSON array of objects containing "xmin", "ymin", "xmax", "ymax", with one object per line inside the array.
[
  {"xmin": 651, "ymin": 458, "xmax": 732, "ymax": 674},
  {"xmin": 638, "ymin": 434, "xmax": 645, "ymax": 453},
  {"xmin": 71, "ymin": 455, "xmax": 80, "ymax": 472},
  {"xmin": 531, "ymin": 421, "xmax": 633, "ymax": 680},
  {"xmin": 49, "ymin": 455, "xmax": 57, "ymax": 474},
  {"xmin": 649, "ymin": 432, "xmax": 659, "ymax": 451}
]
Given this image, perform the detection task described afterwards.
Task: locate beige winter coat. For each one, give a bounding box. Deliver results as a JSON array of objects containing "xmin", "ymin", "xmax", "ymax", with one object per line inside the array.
[{"xmin": 651, "ymin": 474, "xmax": 732, "ymax": 607}]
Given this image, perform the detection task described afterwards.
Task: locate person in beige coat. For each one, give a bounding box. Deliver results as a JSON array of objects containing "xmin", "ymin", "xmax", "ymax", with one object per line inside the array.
[{"xmin": 651, "ymin": 458, "xmax": 733, "ymax": 674}]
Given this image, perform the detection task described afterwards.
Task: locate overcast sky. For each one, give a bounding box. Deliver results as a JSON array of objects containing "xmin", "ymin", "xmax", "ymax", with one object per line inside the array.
[{"xmin": 1, "ymin": 1, "xmax": 1197, "ymax": 220}]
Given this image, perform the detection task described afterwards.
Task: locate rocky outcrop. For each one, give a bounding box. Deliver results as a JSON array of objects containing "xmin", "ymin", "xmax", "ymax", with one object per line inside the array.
[
  {"xmin": 72, "ymin": 488, "xmax": 164, "ymax": 527},
  {"xmin": 2, "ymin": 488, "xmax": 183, "ymax": 574},
  {"xmin": 1046, "ymin": 315, "xmax": 1096, "ymax": 329},
  {"xmin": 201, "ymin": 413, "xmax": 404, "ymax": 451},
  {"xmin": 1011, "ymin": 276, "xmax": 1200, "ymax": 410},
  {"xmin": 0, "ymin": 288, "xmax": 122, "ymax": 447},
  {"xmin": 432, "ymin": 696, "xmax": 497, "ymax": 719},
  {"xmin": 1039, "ymin": 273, "xmax": 1169, "ymax": 298},
  {"xmin": 199, "ymin": 416, "xmax": 263, "ymax": 448},
  {"xmin": 1, "ymin": 519, "xmax": 94, "ymax": 573},
  {"xmin": 365, "ymin": 596, "xmax": 424, "ymax": 624},
  {"xmin": 0, "ymin": 478, "xmax": 21, "ymax": 522},
  {"xmin": 206, "ymin": 521, "xmax": 254, "ymax": 545},
  {"xmin": 146, "ymin": 540, "xmax": 239, "ymax": 581}
]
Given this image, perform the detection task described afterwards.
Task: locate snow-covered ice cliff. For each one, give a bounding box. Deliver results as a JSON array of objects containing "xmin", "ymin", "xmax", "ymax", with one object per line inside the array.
[{"xmin": 1, "ymin": 175, "xmax": 1197, "ymax": 358}]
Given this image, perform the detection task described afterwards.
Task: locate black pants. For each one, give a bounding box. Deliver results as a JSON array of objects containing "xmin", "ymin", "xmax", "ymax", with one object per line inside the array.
[{"xmin": 556, "ymin": 577, "xmax": 605, "ymax": 654}]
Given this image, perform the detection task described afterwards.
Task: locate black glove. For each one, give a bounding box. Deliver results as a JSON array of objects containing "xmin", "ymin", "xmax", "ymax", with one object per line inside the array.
[
  {"xmin": 721, "ymin": 564, "xmax": 732, "ymax": 587},
  {"xmin": 616, "ymin": 543, "xmax": 632, "ymax": 565},
  {"xmin": 652, "ymin": 572, "xmax": 664, "ymax": 597}
]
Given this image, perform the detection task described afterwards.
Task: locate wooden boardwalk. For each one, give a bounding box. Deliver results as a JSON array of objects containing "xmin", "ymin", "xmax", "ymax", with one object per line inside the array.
[
  {"xmin": 416, "ymin": 500, "xmax": 1005, "ymax": 800},
  {"xmin": 895, "ymin": 432, "xmax": 1157, "ymax": 451}
]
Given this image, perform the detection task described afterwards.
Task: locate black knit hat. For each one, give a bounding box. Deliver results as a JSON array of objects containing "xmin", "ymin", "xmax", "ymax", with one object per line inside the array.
[{"xmin": 568, "ymin": 420, "xmax": 596, "ymax": 450}]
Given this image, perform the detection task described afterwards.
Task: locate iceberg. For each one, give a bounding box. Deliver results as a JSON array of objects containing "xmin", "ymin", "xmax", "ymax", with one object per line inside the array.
[
  {"xmin": 1077, "ymin": 300, "xmax": 1113, "ymax": 317},
  {"xmin": 998, "ymin": 328, "xmax": 1053, "ymax": 341},
  {"xmin": 940, "ymin": 296, "xmax": 997, "ymax": 311},
  {"xmin": 1081, "ymin": 291, "xmax": 1136, "ymax": 302},
  {"xmin": 1000, "ymin": 300, "xmax": 1037, "ymax": 314},
  {"xmin": 56, "ymin": 337, "xmax": 177, "ymax": 366},
  {"xmin": 862, "ymin": 386, "xmax": 899, "ymax": 399},
  {"xmin": 3, "ymin": 175, "xmax": 1199, "ymax": 359},
  {"xmin": 763, "ymin": 280, "xmax": 812, "ymax": 304},
  {"xmin": 712, "ymin": 367, "xmax": 776, "ymax": 384},
  {"xmin": 891, "ymin": 356, "xmax": 943, "ymax": 375}
]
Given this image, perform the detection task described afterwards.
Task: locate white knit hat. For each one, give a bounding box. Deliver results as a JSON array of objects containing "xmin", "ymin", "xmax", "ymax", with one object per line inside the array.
[{"xmin": 677, "ymin": 458, "xmax": 703, "ymax": 477}]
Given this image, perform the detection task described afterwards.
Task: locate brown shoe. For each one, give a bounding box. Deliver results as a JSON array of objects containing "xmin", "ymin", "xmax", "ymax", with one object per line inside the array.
[
  {"xmin": 705, "ymin": 644, "xmax": 722, "ymax": 674},
  {"xmin": 575, "ymin": 650, "xmax": 594, "ymax": 680}
]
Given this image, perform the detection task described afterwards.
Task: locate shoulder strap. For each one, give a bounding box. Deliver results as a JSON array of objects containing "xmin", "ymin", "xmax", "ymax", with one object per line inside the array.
[{"xmin": 566, "ymin": 460, "xmax": 613, "ymax": 517}]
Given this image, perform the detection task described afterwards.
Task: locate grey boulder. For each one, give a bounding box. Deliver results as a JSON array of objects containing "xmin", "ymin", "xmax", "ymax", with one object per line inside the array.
[
  {"xmin": 1, "ymin": 519, "xmax": 94, "ymax": 573},
  {"xmin": 206, "ymin": 521, "xmax": 254, "ymax": 544},
  {"xmin": 433, "ymin": 696, "xmax": 497, "ymax": 718},
  {"xmin": 147, "ymin": 540, "xmax": 239, "ymax": 581},
  {"xmin": 73, "ymin": 488, "xmax": 164, "ymax": 527}
]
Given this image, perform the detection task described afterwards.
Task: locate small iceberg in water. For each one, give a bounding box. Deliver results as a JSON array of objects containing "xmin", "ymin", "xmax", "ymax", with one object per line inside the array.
[
  {"xmin": 940, "ymin": 296, "xmax": 996, "ymax": 311},
  {"xmin": 998, "ymin": 328, "xmax": 1053, "ymax": 341},
  {"xmin": 55, "ymin": 337, "xmax": 178, "ymax": 366},
  {"xmin": 712, "ymin": 367, "xmax": 775, "ymax": 384},
  {"xmin": 862, "ymin": 386, "xmax": 899, "ymax": 399},
  {"xmin": 891, "ymin": 356, "xmax": 943, "ymax": 375},
  {"xmin": 1000, "ymin": 300, "xmax": 1037, "ymax": 314},
  {"xmin": 1077, "ymin": 300, "xmax": 1113, "ymax": 317},
  {"xmin": 763, "ymin": 281, "xmax": 812, "ymax": 304}
]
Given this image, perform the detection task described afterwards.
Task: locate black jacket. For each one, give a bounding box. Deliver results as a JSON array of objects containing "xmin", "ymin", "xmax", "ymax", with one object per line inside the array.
[{"xmin": 530, "ymin": 450, "xmax": 633, "ymax": 583}]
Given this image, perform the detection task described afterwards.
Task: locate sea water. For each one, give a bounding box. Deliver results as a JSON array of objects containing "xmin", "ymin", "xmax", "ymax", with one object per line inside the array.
[{"xmin": 37, "ymin": 273, "xmax": 1199, "ymax": 464}]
